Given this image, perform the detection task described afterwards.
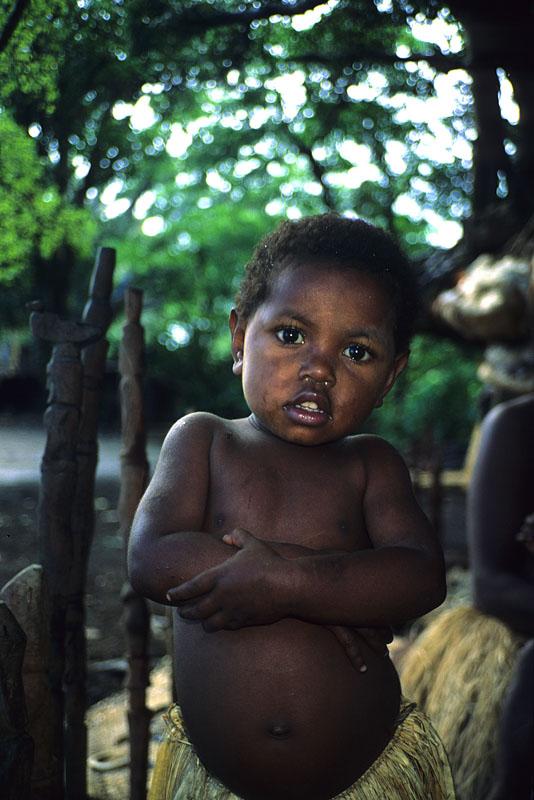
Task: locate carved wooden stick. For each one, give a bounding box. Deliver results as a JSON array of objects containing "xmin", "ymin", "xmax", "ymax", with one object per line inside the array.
[
  {"xmin": 0, "ymin": 601, "xmax": 34, "ymax": 799},
  {"xmin": 118, "ymin": 288, "xmax": 151, "ymax": 800},
  {"xmin": 1, "ymin": 565, "xmax": 54, "ymax": 800},
  {"xmin": 30, "ymin": 308, "xmax": 101, "ymax": 800},
  {"xmin": 66, "ymin": 248, "xmax": 116, "ymax": 800}
]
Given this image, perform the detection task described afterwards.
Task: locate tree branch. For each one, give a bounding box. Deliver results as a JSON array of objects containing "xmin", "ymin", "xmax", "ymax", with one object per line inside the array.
[
  {"xmin": 286, "ymin": 130, "xmax": 337, "ymax": 211},
  {"xmin": 0, "ymin": 0, "xmax": 30, "ymax": 54},
  {"xmin": 286, "ymin": 47, "xmax": 466, "ymax": 73},
  {"xmin": 169, "ymin": 0, "xmax": 324, "ymax": 33}
]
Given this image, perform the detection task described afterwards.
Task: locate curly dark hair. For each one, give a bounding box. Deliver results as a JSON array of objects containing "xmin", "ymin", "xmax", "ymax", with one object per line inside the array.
[{"xmin": 235, "ymin": 212, "xmax": 420, "ymax": 353}]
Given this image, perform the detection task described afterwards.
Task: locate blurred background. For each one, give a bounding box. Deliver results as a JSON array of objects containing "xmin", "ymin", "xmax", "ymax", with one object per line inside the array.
[{"xmin": 7, "ymin": 0, "xmax": 532, "ymax": 454}]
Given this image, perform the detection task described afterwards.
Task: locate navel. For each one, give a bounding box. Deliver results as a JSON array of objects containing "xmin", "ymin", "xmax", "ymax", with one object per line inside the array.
[
  {"xmin": 267, "ymin": 721, "xmax": 292, "ymax": 739},
  {"xmin": 215, "ymin": 514, "xmax": 225, "ymax": 528},
  {"xmin": 339, "ymin": 520, "xmax": 349, "ymax": 535}
]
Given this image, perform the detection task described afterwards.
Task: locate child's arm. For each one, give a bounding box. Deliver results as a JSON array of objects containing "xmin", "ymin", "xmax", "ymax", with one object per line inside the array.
[
  {"xmin": 128, "ymin": 413, "xmax": 239, "ymax": 604},
  {"xmin": 128, "ymin": 412, "xmax": 330, "ymax": 604},
  {"xmin": 168, "ymin": 437, "xmax": 446, "ymax": 629}
]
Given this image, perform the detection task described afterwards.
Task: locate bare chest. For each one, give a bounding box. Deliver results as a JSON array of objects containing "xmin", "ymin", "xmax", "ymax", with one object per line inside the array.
[{"xmin": 204, "ymin": 431, "xmax": 369, "ymax": 551}]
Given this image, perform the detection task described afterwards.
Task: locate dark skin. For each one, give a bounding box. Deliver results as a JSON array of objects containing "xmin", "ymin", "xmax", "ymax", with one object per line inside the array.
[
  {"xmin": 468, "ymin": 392, "xmax": 534, "ymax": 800},
  {"xmin": 129, "ymin": 265, "xmax": 446, "ymax": 800}
]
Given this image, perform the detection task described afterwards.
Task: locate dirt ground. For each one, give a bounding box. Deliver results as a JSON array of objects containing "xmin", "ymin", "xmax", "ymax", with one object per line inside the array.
[{"xmin": 0, "ymin": 417, "xmax": 168, "ymax": 704}]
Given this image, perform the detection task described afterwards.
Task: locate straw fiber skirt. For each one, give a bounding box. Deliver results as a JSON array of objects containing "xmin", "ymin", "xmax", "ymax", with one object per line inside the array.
[{"xmin": 148, "ymin": 699, "xmax": 455, "ymax": 800}]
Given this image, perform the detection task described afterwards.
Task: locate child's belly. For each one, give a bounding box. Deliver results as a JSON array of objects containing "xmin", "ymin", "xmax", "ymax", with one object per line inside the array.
[{"xmin": 173, "ymin": 615, "xmax": 401, "ymax": 800}]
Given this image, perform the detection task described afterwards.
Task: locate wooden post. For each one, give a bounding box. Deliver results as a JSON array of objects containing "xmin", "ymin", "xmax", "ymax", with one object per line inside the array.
[
  {"xmin": 121, "ymin": 586, "xmax": 151, "ymax": 800},
  {"xmin": 0, "ymin": 601, "xmax": 33, "ymax": 799},
  {"xmin": 66, "ymin": 248, "xmax": 116, "ymax": 800},
  {"xmin": 1, "ymin": 566, "xmax": 54, "ymax": 800},
  {"xmin": 118, "ymin": 288, "xmax": 151, "ymax": 800},
  {"xmin": 30, "ymin": 308, "xmax": 101, "ymax": 800}
]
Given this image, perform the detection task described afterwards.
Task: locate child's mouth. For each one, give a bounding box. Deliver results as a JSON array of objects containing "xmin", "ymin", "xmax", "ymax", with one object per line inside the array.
[{"xmin": 284, "ymin": 395, "xmax": 332, "ymax": 426}]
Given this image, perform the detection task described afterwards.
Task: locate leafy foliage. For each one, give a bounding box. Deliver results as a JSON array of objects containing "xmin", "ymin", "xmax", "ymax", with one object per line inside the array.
[
  {"xmin": 3, "ymin": 0, "xmax": 520, "ymax": 447},
  {"xmin": 0, "ymin": 111, "xmax": 94, "ymax": 301},
  {"xmin": 0, "ymin": 0, "xmax": 68, "ymax": 111},
  {"xmin": 368, "ymin": 335, "xmax": 481, "ymax": 459}
]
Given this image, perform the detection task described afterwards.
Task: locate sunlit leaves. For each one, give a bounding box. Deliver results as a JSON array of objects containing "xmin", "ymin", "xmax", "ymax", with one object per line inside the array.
[
  {"xmin": 368, "ymin": 334, "xmax": 481, "ymax": 453},
  {"xmin": 0, "ymin": 111, "xmax": 42, "ymax": 283},
  {"xmin": 0, "ymin": 111, "xmax": 94, "ymax": 287},
  {"xmin": 0, "ymin": 0, "xmax": 69, "ymax": 111},
  {"xmin": 0, "ymin": 0, "xmax": 485, "ymax": 434}
]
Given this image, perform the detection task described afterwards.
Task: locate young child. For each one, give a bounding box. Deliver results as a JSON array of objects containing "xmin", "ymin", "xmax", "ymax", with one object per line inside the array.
[{"xmin": 128, "ymin": 213, "xmax": 454, "ymax": 800}]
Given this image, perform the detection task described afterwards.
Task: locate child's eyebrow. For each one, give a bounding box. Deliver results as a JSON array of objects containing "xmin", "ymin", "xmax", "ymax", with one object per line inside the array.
[
  {"xmin": 344, "ymin": 326, "xmax": 385, "ymax": 341},
  {"xmin": 276, "ymin": 310, "xmax": 387, "ymax": 345},
  {"xmin": 343, "ymin": 328, "xmax": 391, "ymax": 349},
  {"xmin": 275, "ymin": 309, "xmax": 313, "ymax": 327}
]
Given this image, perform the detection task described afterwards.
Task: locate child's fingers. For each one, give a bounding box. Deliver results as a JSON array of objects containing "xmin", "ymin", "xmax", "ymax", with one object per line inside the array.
[
  {"xmin": 328, "ymin": 625, "xmax": 368, "ymax": 673},
  {"xmin": 201, "ymin": 612, "xmax": 245, "ymax": 632},
  {"xmin": 358, "ymin": 626, "xmax": 392, "ymax": 656},
  {"xmin": 178, "ymin": 595, "xmax": 220, "ymax": 621},
  {"xmin": 166, "ymin": 571, "xmax": 216, "ymax": 603},
  {"xmin": 222, "ymin": 528, "xmax": 254, "ymax": 548}
]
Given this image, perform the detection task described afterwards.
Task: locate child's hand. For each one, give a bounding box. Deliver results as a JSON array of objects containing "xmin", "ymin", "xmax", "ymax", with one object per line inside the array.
[
  {"xmin": 166, "ymin": 528, "xmax": 290, "ymax": 631},
  {"xmin": 328, "ymin": 626, "xmax": 393, "ymax": 672}
]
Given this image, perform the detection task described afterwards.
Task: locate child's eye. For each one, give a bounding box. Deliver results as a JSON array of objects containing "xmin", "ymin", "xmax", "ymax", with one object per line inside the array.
[
  {"xmin": 344, "ymin": 343, "xmax": 371, "ymax": 362},
  {"xmin": 276, "ymin": 326, "xmax": 304, "ymax": 345}
]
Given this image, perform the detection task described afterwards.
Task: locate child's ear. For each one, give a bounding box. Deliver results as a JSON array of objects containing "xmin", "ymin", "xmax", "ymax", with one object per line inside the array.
[
  {"xmin": 374, "ymin": 351, "xmax": 409, "ymax": 408},
  {"xmin": 229, "ymin": 309, "xmax": 245, "ymax": 376}
]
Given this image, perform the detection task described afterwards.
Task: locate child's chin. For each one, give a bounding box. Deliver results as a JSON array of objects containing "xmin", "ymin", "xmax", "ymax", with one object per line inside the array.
[{"xmin": 280, "ymin": 425, "xmax": 341, "ymax": 447}]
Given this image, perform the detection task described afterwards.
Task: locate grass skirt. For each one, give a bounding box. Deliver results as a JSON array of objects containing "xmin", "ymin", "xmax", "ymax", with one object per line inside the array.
[
  {"xmin": 148, "ymin": 699, "xmax": 455, "ymax": 800},
  {"xmin": 400, "ymin": 606, "xmax": 523, "ymax": 800}
]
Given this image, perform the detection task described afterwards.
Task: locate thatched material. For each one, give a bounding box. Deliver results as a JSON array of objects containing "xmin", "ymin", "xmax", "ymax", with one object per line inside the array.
[
  {"xmin": 87, "ymin": 659, "xmax": 172, "ymax": 800},
  {"xmin": 148, "ymin": 701, "xmax": 455, "ymax": 800},
  {"xmin": 400, "ymin": 606, "xmax": 523, "ymax": 800}
]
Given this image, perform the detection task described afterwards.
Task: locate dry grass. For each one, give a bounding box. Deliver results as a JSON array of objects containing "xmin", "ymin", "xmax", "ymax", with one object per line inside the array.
[
  {"xmin": 87, "ymin": 658, "xmax": 172, "ymax": 800},
  {"xmin": 400, "ymin": 606, "xmax": 523, "ymax": 800}
]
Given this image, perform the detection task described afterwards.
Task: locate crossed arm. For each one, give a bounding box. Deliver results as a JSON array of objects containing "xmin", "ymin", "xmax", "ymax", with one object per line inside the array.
[{"xmin": 128, "ymin": 415, "xmax": 446, "ymax": 636}]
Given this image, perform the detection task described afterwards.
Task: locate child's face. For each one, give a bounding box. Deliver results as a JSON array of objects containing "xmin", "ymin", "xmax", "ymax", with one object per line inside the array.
[{"xmin": 231, "ymin": 262, "xmax": 408, "ymax": 446}]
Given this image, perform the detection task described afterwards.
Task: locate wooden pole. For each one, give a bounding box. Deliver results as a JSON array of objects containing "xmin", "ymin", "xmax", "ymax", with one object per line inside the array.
[
  {"xmin": 1, "ymin": 565, "xmax": 54, "ymax": 800},
  {"xmin": 65, "ymin": 248, "xmax": 116, "ymax": 800},
  {"xmin": 0, "ymin": 601, "xmax": 34, "ymax": 799},
  {"xmin": 118, "ymin": 288, "xmax": 151, "ymax": 800},
  {"xmin": 30, "ymin": 308, "xmax": 101, "ymax": 800}
]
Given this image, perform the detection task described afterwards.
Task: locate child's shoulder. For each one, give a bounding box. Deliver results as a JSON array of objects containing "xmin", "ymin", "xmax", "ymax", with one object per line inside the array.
[
  {"xmin": 165, "ymin": 411, "xmax": 233, "ymax": 442},
  {"xmin": 345, "ymin": 433, "xmax": 409, "ymax": 476},
  {"xmin": 156, "ymin": 412, "xmax": 238, "ymax": 472},
  {"xmin": 163, "ymin": 411, "xmax": 246, "ymax": 450},
  {"xmin": 345, "ymin": 432, "xmax": 402, "ymax": 459}
]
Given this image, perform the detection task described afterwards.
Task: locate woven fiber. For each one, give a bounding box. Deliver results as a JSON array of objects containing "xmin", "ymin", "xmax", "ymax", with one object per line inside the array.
[
  {"xmin": 148, "ymin": 700, "xmax": 455, "ymax": 800},
  {"xmin": 87, "ymin": 658, "xmax": 172, "ymax": 800},
  {"xmin": 400, "ymin": 606, "xmax": 523, "ymax": 800}
]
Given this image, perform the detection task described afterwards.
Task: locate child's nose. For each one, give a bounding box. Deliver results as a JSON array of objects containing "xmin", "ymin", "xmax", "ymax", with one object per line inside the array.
[{"xmin": 299, "ymin": 349, "xmax": 336, "ymax": 387}]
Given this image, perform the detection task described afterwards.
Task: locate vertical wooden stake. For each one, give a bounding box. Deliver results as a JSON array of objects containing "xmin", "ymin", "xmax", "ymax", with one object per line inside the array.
[
  {"xmin": 118, "ymin": 288, "xmax": 151, "ymax": 800},
  {"xmin": 66, "ymin": 248, "xmax": 116, "ymax": 800},
  {"xmin": 30, "ymin": 310, "xmax": 101, "ymax": 800}
]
